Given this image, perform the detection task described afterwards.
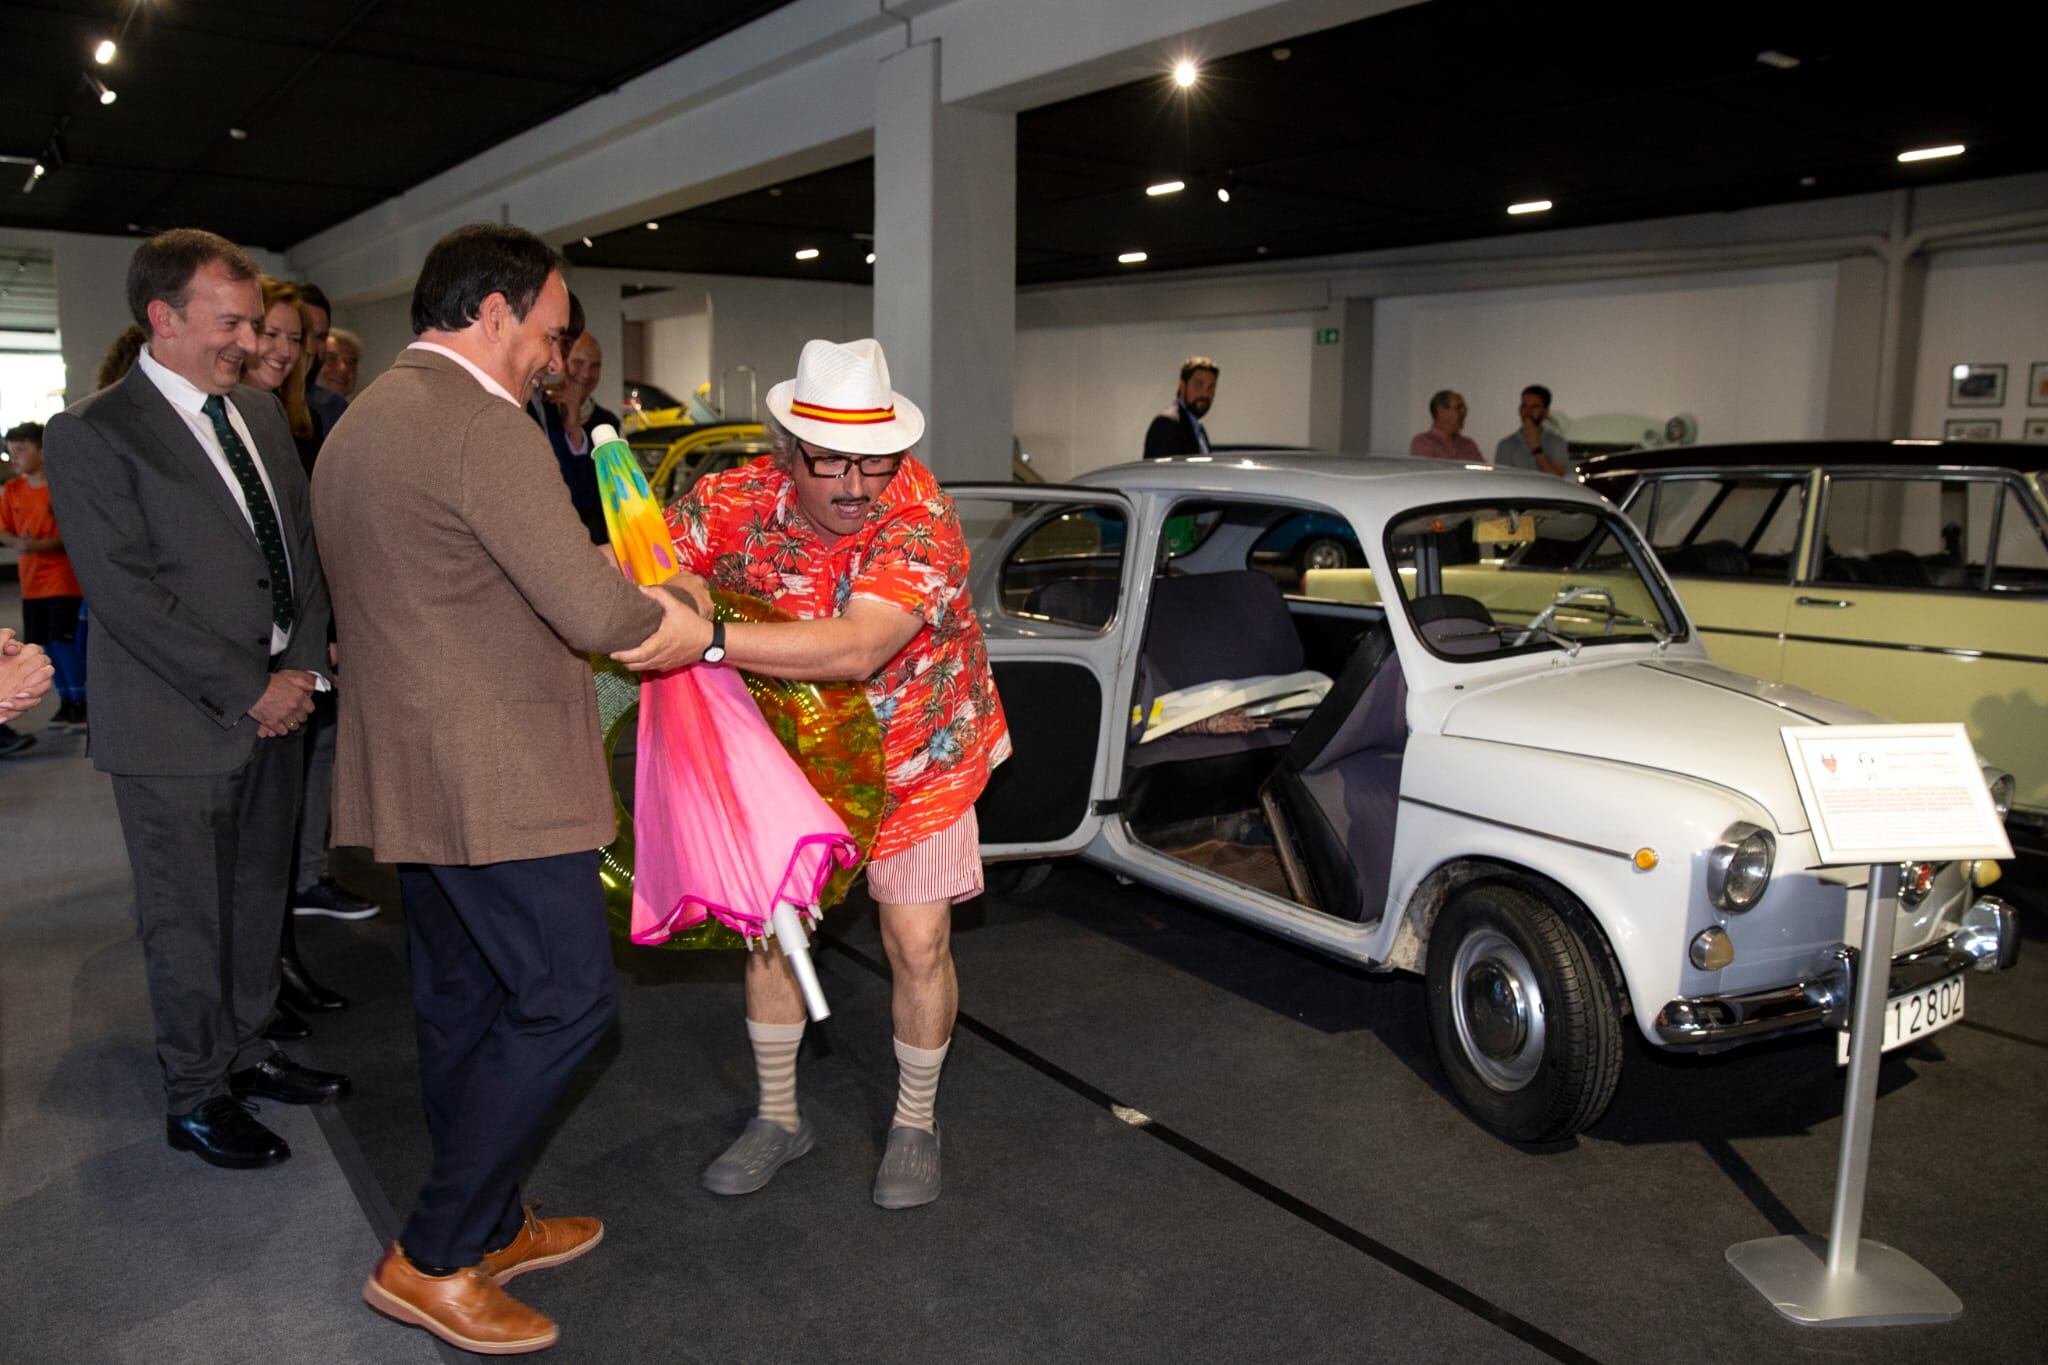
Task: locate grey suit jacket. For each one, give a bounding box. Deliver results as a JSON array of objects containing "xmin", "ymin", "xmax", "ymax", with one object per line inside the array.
[{"xmin": 43, "ymin": 365, "xmax": 332, "ymax": 776}]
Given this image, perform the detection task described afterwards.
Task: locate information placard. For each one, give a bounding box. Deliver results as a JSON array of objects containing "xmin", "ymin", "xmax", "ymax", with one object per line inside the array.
[{"xmin": 1781, "ymin": 724, "xmax": 2013, "ymax": 866}]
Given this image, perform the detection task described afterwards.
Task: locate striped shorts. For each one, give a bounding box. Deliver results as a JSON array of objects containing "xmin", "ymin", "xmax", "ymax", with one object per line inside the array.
[{"xmin": 864, "ymin": 808, "xmax": 984, "ymax": 907}]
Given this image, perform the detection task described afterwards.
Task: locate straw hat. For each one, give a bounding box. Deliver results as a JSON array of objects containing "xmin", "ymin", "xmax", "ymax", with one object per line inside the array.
[{"xmin": 764, "ymin": 338, "xmax": 925, "ymax": 456}]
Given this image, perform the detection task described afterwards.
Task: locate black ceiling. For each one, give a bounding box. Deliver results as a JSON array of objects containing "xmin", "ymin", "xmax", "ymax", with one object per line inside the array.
[
  {"xmin": 576, "ymin": 0, "xmax": 2044, "ymax": 286},
  {"xmin": 0, "ymin": 0, "xmax": 795, "ymax": 247},
  {"xmin": 3, "ymin": 1, "xmax": 2040, "ymax": 289}
]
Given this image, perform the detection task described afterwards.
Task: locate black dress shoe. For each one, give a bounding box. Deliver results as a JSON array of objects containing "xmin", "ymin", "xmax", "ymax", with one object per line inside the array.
[
  {"xmin": 230, "ymin": 1051, "xmax": 352, "ymax": 1104},
  {"xmin": 166, "ymin": 1096, "xmax": 290, "ymax": 1169},
  {"xmin": 279, "ymin": 924, "xmax": 348, "ymax": 1011},
  {"xmin": 263, "ymin": 1001, "xmax": 312, "ymax": 1041}
]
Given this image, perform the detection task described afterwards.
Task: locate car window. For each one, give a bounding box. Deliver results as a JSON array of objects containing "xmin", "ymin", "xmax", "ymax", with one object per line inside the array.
[
  {"xmin": 1818, "ymin": 476, "xmax": 2017, "ymax": 592},
  {"xmin": 1992, "ymin": 485, "xmax": 2048, "ymax": 592},
  {"xmin": 1634, "ymin": 475, "xmax": 1804, "ymax": 582},
  {"xmin": 955, "ymin": 499, "xmax": 1128, "ymax": 632},
  {"xmin": 1385, "ymin": 502, "xmax": 1681, "ymax": 658}
]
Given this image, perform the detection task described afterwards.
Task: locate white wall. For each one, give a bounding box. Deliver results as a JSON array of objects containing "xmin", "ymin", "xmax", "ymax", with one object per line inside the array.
[
  {"xmin": 644, "ymin": 308, "xmax": 712, "ymax": 403},
  {"xmin": 1369, "ymin": 264, "xmax": 1838, "ymax": 455},
  {"xmin": 1013, "ymin": 312, "xmax": 1315, "ymax": 479},
  {"xmin": 1909, "ymin": 243, "xmax": 2048, "ymax": 440},
  {"xmin": 700, "ymin": 275, "xmax": 871, "ymax": 423},
  {"xmin": 336, "ymin": 292, "xmax": 417, "ymax": 395}
]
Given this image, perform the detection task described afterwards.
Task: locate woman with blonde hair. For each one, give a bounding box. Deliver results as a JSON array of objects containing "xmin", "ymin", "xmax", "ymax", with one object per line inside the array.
[{"xmin": 243, "ymin": 276, "xmax": 323, "ymax": 474}]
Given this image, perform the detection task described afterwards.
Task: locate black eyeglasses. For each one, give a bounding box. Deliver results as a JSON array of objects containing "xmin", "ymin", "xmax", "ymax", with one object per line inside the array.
[{"xmin": 794, "ymin": 442, "xmax": 904, "ymax": 479}]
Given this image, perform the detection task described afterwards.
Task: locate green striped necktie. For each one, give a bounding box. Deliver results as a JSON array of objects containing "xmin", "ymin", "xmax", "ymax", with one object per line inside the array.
[{"xmin": 200, "ymin": 394, "xmax": 295, "ymax": 635}]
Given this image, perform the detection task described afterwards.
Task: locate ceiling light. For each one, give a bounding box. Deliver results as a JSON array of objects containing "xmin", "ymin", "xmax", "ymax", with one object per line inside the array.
[
  {"xmin": 1507, "ymin": 199, "xmax": 1553, "ymax": 215},
  {"xmin": 94, "ymin": 38, "xmax": 117, "ymax": 64},
  {"xmin": 89, "ymin": 75, "xmax": 117, "ymax": 105},
  {"xmin": 1799, "ymin": 175, "xmax": 1817, "ymax": 187},
  {"xmin": 767, "ymin": 187, "xmax": 783, "ymax": 197},
  {"xmin": 1898, "ymin": 144, "xmax": 1964, "ymax": 163},
  {"xmin": 1172, "ymin": 60, "xmax": 1198, "ymax": 89},
  {"xmin": 1216, "ymin": 186, "xmax": 1231, "ymax": 203},
  {"xmin": 1146, "ymin": 180, "xmax": 1184, "ymax": 197},
  {"xmin": 1118, "ymin": 251, "xmax": 1148, "ymax": 265},
  {"xmin": 645, "ymin": 221, "xmax": 660, "ymax": 230},
  {"xmin": 865, "ymin": 252, "xmax": 876, "ymax": 265},
  {"xmin": 581, "ymin": 236, "xmax": 593, "ymax": 247},
  {"xmin": 794, "ymin": 247, "xmax": 820, "ymax": 261},
  {"xmin": 1755, "ymin": 50, "xmax": 1799, "ymax": 69},
  {"xmin": 1271, "ymin": 47, "xmax": 1291, "ymax": 62},
  {"xmin": 228, "ymin": 127, "xmax": 248, "ymax": 141},
  {"xmin": 22, "ymin": 163, "xmax": 46, "ymax": 194}
]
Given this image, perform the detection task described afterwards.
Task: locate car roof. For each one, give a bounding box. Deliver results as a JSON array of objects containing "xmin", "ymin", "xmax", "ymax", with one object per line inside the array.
[
  {"xmin": 1579, "ymin": 439, "xmax": 2048, "ymax": 497},
  {"xmin": 1069, "ymin": 452, "xmax": 1611, "ymax": 512}
]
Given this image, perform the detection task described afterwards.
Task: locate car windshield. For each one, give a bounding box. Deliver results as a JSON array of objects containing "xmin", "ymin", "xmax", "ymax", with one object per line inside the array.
[{"xmin": 1383, "ymin": 501, "xmax": 1683, "ymax": 659}]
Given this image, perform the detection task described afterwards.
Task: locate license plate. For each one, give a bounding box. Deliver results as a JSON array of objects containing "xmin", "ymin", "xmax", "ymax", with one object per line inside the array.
[{"xmin": 1837, "ymin": 973, "xmax": 1965, "ymax": 1065}]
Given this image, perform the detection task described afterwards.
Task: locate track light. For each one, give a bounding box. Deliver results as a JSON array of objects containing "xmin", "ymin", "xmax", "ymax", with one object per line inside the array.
[
  {"xmin": 865, "ymin": 252, "xmax": 876, "ymax": 265},
  {"xmin": 22, "ymin": 162, "xmax": 46, "ymax": 194},
  {"xmin": 94, "ymin": 39, "xmax": 117, "ymax": 64},
  {"xmin": 1216, "ymin": 186, "xmax": 1231, "ymax": 203},
  {"xmin": 88, "ymin": 75, "xmax": 117, "ymax": 106},
  {"xmin": 794, "ymin": 247, "xmax": 820, "ymax": 261}
]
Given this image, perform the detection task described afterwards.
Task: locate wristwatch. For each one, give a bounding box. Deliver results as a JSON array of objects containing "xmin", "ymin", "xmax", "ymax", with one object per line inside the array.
[{"xmin": 701, "ymin": 618, "xmax": 727, "ymax": 664}]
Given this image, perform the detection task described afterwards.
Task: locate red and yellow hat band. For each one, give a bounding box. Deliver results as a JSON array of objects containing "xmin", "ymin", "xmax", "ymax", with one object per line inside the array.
[{"xmin": 787, "ymin": 398, "xmax": 897, "ymax": 425}]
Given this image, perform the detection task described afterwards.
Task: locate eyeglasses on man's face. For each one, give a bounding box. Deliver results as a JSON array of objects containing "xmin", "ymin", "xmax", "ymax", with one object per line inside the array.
[{"xmin": 794, "ymin": 441, "xmax": 905, "ymax": 479}]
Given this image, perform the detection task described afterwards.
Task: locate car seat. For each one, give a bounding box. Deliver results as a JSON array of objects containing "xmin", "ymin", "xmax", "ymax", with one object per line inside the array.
[
  {"xmin": 1126, "ymin": 570, "xmax": 1306, "ymax": 769},
  {"xmin": 1408, "ymin": 593, "xmax": 1500, "ymax": 655}
]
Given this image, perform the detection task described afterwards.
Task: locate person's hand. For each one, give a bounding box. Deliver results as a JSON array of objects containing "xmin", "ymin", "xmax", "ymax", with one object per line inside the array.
[
  {"xmin": 248, "ymin": 670, "xmax": 318, "ymax": 738},
  {"xmin": 0, "ymin": 640, "xmax": 55, "ymax": 718},
  {"xmin": 611, "ymin": 585, "xmax": 713, "ymax": 673},
  {"xmin": 664, "ymin": 570, "xmax": 710, "ymax": 617}
]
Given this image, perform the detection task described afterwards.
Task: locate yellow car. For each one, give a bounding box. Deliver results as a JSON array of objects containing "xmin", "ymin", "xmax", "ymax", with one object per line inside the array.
[{"xmin": 1581, "ymin": 441, "xmax": 2047, "ymax": 844}]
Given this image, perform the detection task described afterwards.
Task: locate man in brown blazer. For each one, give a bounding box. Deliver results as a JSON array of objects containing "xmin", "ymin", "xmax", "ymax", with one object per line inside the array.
[{"xmin": 313, "ymin": 224, "xmax": 700, "ymax": 1356}]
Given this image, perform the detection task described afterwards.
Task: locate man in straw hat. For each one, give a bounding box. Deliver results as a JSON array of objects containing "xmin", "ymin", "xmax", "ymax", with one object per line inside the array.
[{"xmin": 657, "ymin": 337, "xmax": 1010, "ymax": 1209}]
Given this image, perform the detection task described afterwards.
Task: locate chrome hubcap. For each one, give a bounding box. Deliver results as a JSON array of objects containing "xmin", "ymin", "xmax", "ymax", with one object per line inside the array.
[
  {"xmin": 1450, "ymin": 928, "xmax": 1546, "ymax": 1092},
  {"xmin": 1302, "ymin": 539, "xmax": 1347, "ymax": 571}
]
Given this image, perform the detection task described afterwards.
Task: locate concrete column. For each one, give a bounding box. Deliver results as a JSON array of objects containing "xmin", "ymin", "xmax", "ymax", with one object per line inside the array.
[
  {"xmin": 1822, "ymin": 255, "xmax": 1886, "ymax": 439},
  {"xmin": 1307, "ymin": 296, "xmax": 1375, "ymax": 454},
  {"xmin": 873, "ymin": 40, "xmax": 1016, "ymax": 481}
]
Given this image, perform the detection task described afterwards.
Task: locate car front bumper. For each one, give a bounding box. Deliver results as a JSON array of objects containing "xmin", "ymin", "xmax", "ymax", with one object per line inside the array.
[{"xmin": 1653, "ymin": 896, "xmax": 2021, "ymax": 1050}]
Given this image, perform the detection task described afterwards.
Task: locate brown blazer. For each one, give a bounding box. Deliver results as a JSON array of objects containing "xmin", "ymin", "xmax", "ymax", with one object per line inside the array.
[{"xmin": 311, "ymin": 347, "xmax": 661, "ymax": 866}]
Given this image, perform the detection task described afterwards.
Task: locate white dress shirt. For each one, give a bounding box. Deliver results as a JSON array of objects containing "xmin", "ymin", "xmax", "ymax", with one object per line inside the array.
[
  {"xmin": 137, "ymin": 346, "xmax": 300, "ymax": 657},
  {"xmin": 408, "ymin": 341, "xmax": 520, "ymax": 405}
]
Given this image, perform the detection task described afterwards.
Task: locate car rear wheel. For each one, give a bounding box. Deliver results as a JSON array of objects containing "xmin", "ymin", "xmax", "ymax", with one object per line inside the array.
[
  {"xmin": 1295, "ymin": 536, "xmax": 1352, "ymax": 573},
  {"xmin": 1425, "ymin": 881, "xmax": 1622, "ymax": 1143}
]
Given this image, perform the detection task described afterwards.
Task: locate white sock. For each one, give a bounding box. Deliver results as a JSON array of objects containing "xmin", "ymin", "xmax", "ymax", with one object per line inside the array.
[
  {"xmin": 890, "ymin": 1036, "xmax": 950, "ymax": 1133},
  {"xmin": 747, "ymin": 1017, "xmax": 806, "ymax": 1132}
]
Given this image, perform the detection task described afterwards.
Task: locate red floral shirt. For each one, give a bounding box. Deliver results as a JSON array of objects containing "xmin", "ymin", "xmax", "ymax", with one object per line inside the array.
[{"xmin": 665, "ymin": 455, "xmax": 1010, "ymax": 860}]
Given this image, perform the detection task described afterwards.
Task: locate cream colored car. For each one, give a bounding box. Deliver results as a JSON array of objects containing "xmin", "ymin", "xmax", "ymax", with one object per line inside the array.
[{"xmin": 1579, "ymin": 442, "xmax": 2047, "ymax": 845}]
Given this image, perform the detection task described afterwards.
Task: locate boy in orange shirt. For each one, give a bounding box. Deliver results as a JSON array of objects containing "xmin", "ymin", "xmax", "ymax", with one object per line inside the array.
[{"xmin": 1, "ymin": 422, "xmax": 87, "ymax": 730}]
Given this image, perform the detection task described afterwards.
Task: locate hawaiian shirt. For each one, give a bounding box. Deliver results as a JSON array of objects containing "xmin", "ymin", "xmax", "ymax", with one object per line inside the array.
[{"xmin": 665, "ymin": 454, "xmax": 1010, "ymax": 860}]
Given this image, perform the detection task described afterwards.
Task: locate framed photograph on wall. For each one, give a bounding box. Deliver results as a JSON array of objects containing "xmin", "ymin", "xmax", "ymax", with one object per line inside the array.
[
  {"xmin": 2024, "ymin": 417, "xmax": 2048, "ymax": 442},
  {"xmin": 1949, "ymin": 363, "xmax": 2006, "ymax": 406},
  {"xmin": 2029, "ymin": 362, "xmax": 2048, "ymax": 407},
  {"xmin": 1944, "ymin": 417, "xmax": 2002, "ymax": 441}
]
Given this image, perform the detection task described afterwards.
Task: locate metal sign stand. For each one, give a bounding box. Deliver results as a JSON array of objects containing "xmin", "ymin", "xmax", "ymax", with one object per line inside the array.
[{"xmin": 1725, "ymin": 862, "xmax": 1963, "ymax": 1326}]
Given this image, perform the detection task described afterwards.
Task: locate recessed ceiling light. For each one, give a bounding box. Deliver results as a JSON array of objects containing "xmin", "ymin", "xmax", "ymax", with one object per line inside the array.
[
  {"xmin": 768, "ymin": 187, "xmax": 783, "ymax": 197},
  {"xmin": 1216, "ymin": 186, "xmax": 1231, "ymax": 203},
  {"xmin": 1172, "ymin": 60, "xmax": 1198, "ymax": 89},
  {"xmin": 1255, "ymin": 245, "xmax": 1268, "ymax": 255},
  {"xmin": 1898, "ymin": 144, "xmax": 1964, "ymax": 163},
  {"xmin": 1271, "ymin": 47, "xmax": 1291, "ymax": 62},
  {"xmin": 646, "ymin": 221, "xmax": 660, "ymax": 230},
  {"xmin": 1118, "ymin": 251, "xmax": 1148, "ymax": 265},
  {"xmin": 1146, "ymin": 180, "xmax": 1185, "ymax": 197},
  {"xmin": 865, "ymin": 252, "xmax": 876, "ymax": 265},
  {"xmin": 1799, "ymin": 175, "xmax": 1816, "ymax": 187},
  {"xmin": 228, "ymin": 127, "xmax": 248, "ymax": 141},
  {"xmin": 1755, "ymin": 50, "xmax": 1799, "ymax": 69},
  {"xmin": 581, "ymin": 236, "xmax": 594, "ymax": 247},
  {"xmin": 94, "ymin": 38, "xmax": 117, "ymax": 64},
  {"xmin": 1507, "ymin": 199, "xmax": 1553, "ymax": 215},
  {"xmin": 794, "ymin": 247, "xmax": 820, "ymax": 261}
]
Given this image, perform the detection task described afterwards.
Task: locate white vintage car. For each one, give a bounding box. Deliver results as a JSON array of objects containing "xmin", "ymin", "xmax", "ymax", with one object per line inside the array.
[{"xmin": 951, "ymin": 455, "xmax": 2021, "ymax": 1142}]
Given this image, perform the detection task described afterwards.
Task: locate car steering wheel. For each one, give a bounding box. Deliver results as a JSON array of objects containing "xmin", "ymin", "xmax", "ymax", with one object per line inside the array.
[{"xmin": 1512, "ymin": 584, "xmax": 1616, "ymax": 647}]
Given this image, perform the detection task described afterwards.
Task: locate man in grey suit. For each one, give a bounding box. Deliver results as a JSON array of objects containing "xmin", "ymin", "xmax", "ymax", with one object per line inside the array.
[{"xmin": 44, "ymin": 229, "xmax": 351, "ymax": 1171}]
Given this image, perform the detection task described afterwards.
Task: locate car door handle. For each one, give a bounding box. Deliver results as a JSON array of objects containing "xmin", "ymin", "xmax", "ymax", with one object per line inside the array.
[{"xmin": 1795, "ymin": 596, "xmax": 1854, "ymax": 608}]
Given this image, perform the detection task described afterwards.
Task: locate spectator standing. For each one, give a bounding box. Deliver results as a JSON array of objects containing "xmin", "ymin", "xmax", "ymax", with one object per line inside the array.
[
  {"xmin": 1, "ymin": 423, "xmax": 87, "ymax": 729},
  {"xmin": 1143, "ymin": 356, "xmax": 1218, "ymax": 458},
  {"xmin": 544, "ymin": 331, "xmax": 618, "ymax": 544},
  {"xmin": 1409, "ymin": 390, "xmax": 1481, "ymax": 462},
  {"xmin": 245, "ymin": 278, "xmax": 326, "ymax": 475},
  {"xmin": 43, "ymin": 228, "xmax": 349, "ymax": 1171},
  {"xmin": 300, "ymin": 284, "xmax": 350, "ymax": 435},
  {"xmin": 317, "ymin": 327, "xmax": 362, "ymax": 403},
  {"xmin": 1494, "ymin": 384, "xmax": 1569, "ymax": 476}
]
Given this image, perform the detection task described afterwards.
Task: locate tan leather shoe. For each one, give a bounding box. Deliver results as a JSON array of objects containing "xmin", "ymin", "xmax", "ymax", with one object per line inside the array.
[
  {"xmin": 363, "ymin": 1243, "xmax": 559, "ymax": 1355},
  {"xmin": 482, "ymin": 1204, "xmax": 605, "ymax": 1283}
]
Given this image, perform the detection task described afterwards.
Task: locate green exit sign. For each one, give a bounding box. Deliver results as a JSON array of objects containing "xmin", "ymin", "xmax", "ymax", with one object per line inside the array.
[{"xmin": 1315, "ymin": 327, "xmax": 1341, "ymax": 346}]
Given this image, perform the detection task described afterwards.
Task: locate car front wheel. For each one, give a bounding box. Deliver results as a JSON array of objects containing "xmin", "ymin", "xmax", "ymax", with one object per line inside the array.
[
  {"xmin": 1295, "ymin": 536, "xmax": 1352, "ymax": 572},
  {"xmin": 1425, "ymin": 881, "xmax": 1623, "ymax": 1143}
]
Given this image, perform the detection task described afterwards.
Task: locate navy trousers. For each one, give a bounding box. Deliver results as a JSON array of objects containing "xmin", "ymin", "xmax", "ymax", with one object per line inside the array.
[{"xmin": 396, "ymin": 851, "xmax": 618, "ymax": 1269}]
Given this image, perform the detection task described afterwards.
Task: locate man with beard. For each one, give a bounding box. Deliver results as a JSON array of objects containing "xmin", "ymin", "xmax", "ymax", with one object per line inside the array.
[{"xmin": 1142, "ymin": 355, "xmax": 1219, "ymax": 458}]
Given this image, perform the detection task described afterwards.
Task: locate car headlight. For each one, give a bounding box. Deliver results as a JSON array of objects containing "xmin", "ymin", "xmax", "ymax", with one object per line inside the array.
[
  {"xmin": 1707, "ymin": 822, "xmax": 1775, "ymax": 912},
  {"xmin": 1982, "ymin": 766, "xmax": 2013, "ymax": 820}
]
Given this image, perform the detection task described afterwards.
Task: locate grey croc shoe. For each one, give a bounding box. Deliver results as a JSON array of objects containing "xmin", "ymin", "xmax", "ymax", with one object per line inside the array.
[
  {"xmin": 872, "ymin": 1124, "xmax": 941, "ymax": 1209},
  {"xmin": 702, "ymin": 1115, "xmax": 815, "ymax": 1196}
]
